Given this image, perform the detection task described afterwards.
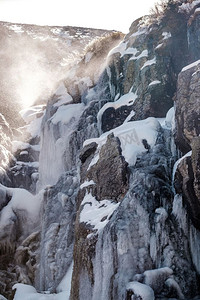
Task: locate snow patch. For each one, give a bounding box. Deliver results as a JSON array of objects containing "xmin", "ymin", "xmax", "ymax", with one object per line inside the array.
[
  {"xmin": 149, "ymin": 80, "xmax": 161, "ymax": 86},
  {"xmin": 97, "ymin": 92, "xmax": 138, "ymax": 131},
  {"xmin": 130, "ymin": 28, "xmax": 147, "ymax": 37},
  {"xmin": 53, "ymin": 83, "xmax": 73, "ymax": 107},
  {"xmin": 155, "ymin": 43, "xmax": 163, "ymax": 50},
  {"xmin": 12, "ymin": 141, "xmax": 40, "ymax": 154},
  {"xmin": 162, "ymin": 32, "xmax": 171, "ymax": 40},
  {"xmin": 0, "ymin": 185, "xmax": 43, "ymax": 228},
  {"xmin": 50, "ymin": 103, "xmax": 84, "ymax": 125},
  {"xmin": 80, "ymin": 192, "xmax": 119, "ymax": 232},
  {"xmin": 181, "ymin": 59, "xmax": 200, "ymax": 72},
  {"xmin": 84, "ymin": 117, "xmax": 160, "ymax": 166},
  {"xmin": 179, "ymin": 0, "xmax": 200, "ymax": 13},
  {"xmin": 80, "ymin": 180, "xmax": 96, "ymax": 189},
  {"xmin": 108, "ymin": 41, "xmax": 127, "ymax": 57},
  {"xmin": 141, "ymin": 57, "xmax": 156, "ymax": 70},
  {"xmin": 129, "ymin": 49, "xmax": 148, "ymax": 61},
  {"xmin": 13, "ymin": 283, "xmax": 70, "ymax": 300},
  {"xmin": 126, "ymin": 281, "xmax": 155, "ymax": 300},
  {"xmin": 172, "ymin": 151, "xmax": 192, "ymax": 183}
]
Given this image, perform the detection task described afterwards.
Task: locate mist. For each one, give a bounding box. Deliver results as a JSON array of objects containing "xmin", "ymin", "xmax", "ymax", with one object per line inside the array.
[{"xmin": 0, "ymin": 21, "xmax": 124, "ymax": 128}]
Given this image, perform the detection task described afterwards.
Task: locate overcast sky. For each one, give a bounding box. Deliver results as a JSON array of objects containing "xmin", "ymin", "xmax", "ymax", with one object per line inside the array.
[{"xmin": 0, "ymin": 0, "xmax": 158, "ymax": 33}]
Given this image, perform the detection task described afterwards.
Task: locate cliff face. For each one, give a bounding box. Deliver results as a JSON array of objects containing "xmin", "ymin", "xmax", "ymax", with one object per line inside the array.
[{"xmin": 0, "ymin": 1, "xmax": 200, "ymax": 300}]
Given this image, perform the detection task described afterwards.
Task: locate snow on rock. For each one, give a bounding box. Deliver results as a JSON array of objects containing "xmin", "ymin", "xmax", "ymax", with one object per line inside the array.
[
  {"xmin": 129, "ymin": 49, "xmax": 148, "ymax": 61},
  {"xmin": 162, "ymin": 32, "xmax": 172, "ymax": 40},
  {"xmin": 80, "ymin": 192, "xmax": 119, "ymax": 233},
  {"xmin": 50, "ymin": 103, "xmax": 84, "ymax": 125},
  {"xmin": 149, "ymin": 80, "xmax": 161, "ymax": 87},
  {"xmin": 172, "ymin": 150, "xmax": 192, "ymax": 183},
  {"xmin": 165, "ymin": 278, "xmax": 184, "ymax": 299},
  {"xmin": 0, "ymin": 185, "xmax": 42, "ymax": 227},
  {"xmin": 134, "ymin": 267, "xmax": 173, "ymax": 295},
  {"xmin": 13, "ymin": 283, "xmax": 69, "ymax": 300},
  {"xmin": 130, "ymin": 28, "xmax": 147, "ymax": 37},
  {"xmin": 155, "ymin": 43, "xmax": 163, "ymax": 50},
  {"xmin": 20, "ymin": 105, "xmax": 45, "ymax": 124},
  {"xmin": 123, "ymin": 110, "xmax": 135, "ymax": 123},
  {"xmin": 123, "ymin": 47, "xmax": 138, "ymax": 56},
  {"xmin": 97, "ymin": 92, "xmax": 137, "ymax": 130},
  {"xmin": 126, "ymin": 281, "xmax": 155, "ymax": 300},
  {"xmin": 53, "ymin": 83, "xmax": 73, "ymax": 107},
  {"xmin": 181, "ymin": 59, "xmax": 200, "ymax": 72},
  {"xmin": 157, "ymin": 106, "xmax": 175, "ymax": 130},
  {"xmin": 84, "ymin": 117, "xmax": 160, "ymax": 166},
  {"xmin": 12, "ymin": 141, "xmax": 40, "ymax": 154},
  {"xmin": 80, "ymin": 180, "xmax": 95, "ymax": 189},
  {"xmin": 143, "ymin": 267, "xmax": 173, "ymax": 289},
  {"xmin": 19, "ymin": 105, "xmax": 46, "ymax": 138},
  {"xmin": 141, "ymin": 57, "xmax": 156, "ymax": 70},
  {"xmin": 179, "ymin": 0, "xmax": 200, "ymax": 13},
  {"xmin": 164, "ymin": 107, "xmax": 175, "ymax": 130},
  {"xmin": 108, "ymin": 41, "xmax": 127, "ymax": 57}
]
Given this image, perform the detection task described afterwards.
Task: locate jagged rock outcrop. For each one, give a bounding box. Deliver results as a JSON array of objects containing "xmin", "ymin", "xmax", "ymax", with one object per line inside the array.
[
  {"xmin": 98, "ymin": 4, "xmax": 189, "ymax": 131},
  {"xmin": 175, "ymin": 61, "xmax": 200, "ymax": 153},
  {"xmin": 1, "ymin": 1, "xmax": 200, "ymax": 300},
  {"xmin": 80, "ymin": 133, "xmax": 129, "ymax": 202},
  {"xmin": 71, "ymin": 127, "xmax": 199, "ymax": 300},
  {"xmin": 174, "ymin": 58, "xmax": 200, "ymax": 229}
]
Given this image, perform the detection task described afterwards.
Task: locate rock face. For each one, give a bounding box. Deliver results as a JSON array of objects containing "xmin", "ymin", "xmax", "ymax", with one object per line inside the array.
[
  {"xmin": 100, "ymin": 4, "xmax": 189, "ymax": 130},
  {"xmin": 174, "ymin": 59, "xmax": 200, "ymax": 229},
  {"xmin": 80, "ymin": 133, "xmax": 129, "ymax": 202},
  {"xmin": 37, "ymin": 170, "xmax": 79, "ymax": 292},
  {"xmin": 175, "ymin": 62, "xmax": 200, "ymax": 153},
  {"xmin": 1, "ymin": 1, "xmax": 200, "ymax": 300}
]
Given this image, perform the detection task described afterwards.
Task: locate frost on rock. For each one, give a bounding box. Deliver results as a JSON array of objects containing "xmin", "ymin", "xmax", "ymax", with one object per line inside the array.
[
  {"xmin": 13, "ymin": 283, "xmax": 70, "ymax": 300},
  {"xmin": 85, "ymin": 117, "xmax": 160, "ymax": 166},
  {"xmin": 126, "ymin": 281, "xmax": 155, "ymax": 300},
  {"xmin": 0, "ymin": 184, "xmax": 43, "ymax": 252},
  {"xmin": 80, "ymin": 192, "xmax": 120, "ymax": 233}
]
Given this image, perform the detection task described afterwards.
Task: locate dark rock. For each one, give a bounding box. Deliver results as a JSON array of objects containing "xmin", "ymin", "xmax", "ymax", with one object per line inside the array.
[
  {"xmin": 191, "ymin": 137, "xmax": 200, "ymax": 201},
  {"xmin": 79, "ymin": 142, "xmax": 97, "ymax": 164},
  {"xmin": 101, "ymin": 104, "xmax": 134, "ymax": 133},
  {"xmin": 174, "ymin": 143, "xmax": 200, "ymax": 229},
  {"xmin": 81, "ymin": 133, "xmax": 129, "ymax": 202}
]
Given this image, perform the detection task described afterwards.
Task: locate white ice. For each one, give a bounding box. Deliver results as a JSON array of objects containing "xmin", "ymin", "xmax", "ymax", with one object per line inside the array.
[
  {"xmin": 53, "ymin": 83, "xmax": 73, "ymax": 107},
  {"xmin": 13, "ymin": 283, "xmax": 69, "ymax": 300},
  {"xmin": 84, "ymin": 117, "xmax": 160, "ymax": 166},
  {"xmin": 80, "ymin": 192, "xmax": 119, "ymax": 232},
  {"xmin": 126, "ymin": 281, "xmax": 155, "ymax": 300},
  {"xmin": 149, "ymin": 80, "xmax": 161, "ymax": 86},
  {"xmin": 181, "ymin": 59, "xmax": 200, "ymax": 72},
  {"xmin": 141, "ymin": 57, "xmax": 156, "ymax": 70},
  {"xmin": 50, "ymin": 103, "xmax": 84, "ymax": 125},
  {"xmin": 162, "ymin": 32, "xmax": 172, "ymax": 40}
]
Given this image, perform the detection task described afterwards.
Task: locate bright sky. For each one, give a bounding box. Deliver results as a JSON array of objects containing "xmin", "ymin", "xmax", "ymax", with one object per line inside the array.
[{"xmin": 0, "ymin": 0, "xmax": 158, "ymax": 33}]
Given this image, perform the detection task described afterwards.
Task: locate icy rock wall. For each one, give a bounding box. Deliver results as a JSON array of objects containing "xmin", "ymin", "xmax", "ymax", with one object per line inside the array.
[
  {"xmin": 36, "ymin": 170, "xmax": 79, "ymax": 292},
  {"xmin": 71, "ymin": 127, "xmax": 198, "ymax": 300}
]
